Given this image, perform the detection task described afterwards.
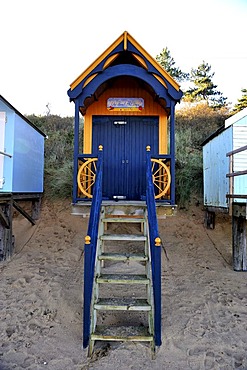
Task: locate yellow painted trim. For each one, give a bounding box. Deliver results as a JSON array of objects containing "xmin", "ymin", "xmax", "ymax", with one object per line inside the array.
[
  {"xmin": 103, "ymin": 53, "xmax": 119, "ymax": 69},
  {"xmin": 83, "ymin": 115, "xmax": 92, "ymax": 154},
  {"xmin": 153, "ymin": 73, "xmax": 168, "ymax": 88},
  {"xmin": 124, "ymin": 31, "xmax": 128, "ymax": 50},
  {"xmin": 159, "ymin": 115, "xmax": 168, "ymax": 154},
  {"xmin": 70, "ymin": 31, "xmax": 180, "ymax": 92},
  {"xmin": 83, "ymin": 73, "xmax": 98, "ymax": 88},
  {"xmin": 70, "ymin": 33, "xmax": 125, "ymax": 90},
  {"xmin": 127, "ymin": 33, "xmax": 180, "ymax": 91},
  {"xmin": 84, "ymin": 114, "xmax": 167, "ymax": 154},
  {"xmin": 132, "ymin": 53, "xmax": 148, "ymax": 69}
]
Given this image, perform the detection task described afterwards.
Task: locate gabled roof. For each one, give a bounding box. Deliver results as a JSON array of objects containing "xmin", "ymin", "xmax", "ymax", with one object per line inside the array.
[
  {"xmin": 225, "ymin": 107, "xmax": 247, "ymax": 128},
  {"xmin": 202, "ymin": 108, "xmax": 247, "ymax": 147},
  {"xmin": 68, "ymin": 31, "xmax": 183, "ymax": 110},
  {"xmin": 0, "ymin": 95, "xmax": 46, "ymax": 137}
]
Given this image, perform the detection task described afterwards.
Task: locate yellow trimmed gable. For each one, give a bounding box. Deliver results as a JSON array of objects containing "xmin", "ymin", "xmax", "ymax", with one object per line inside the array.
[{"xmin": 70, "ymin": 31, "xmax": 180, "ymax": 92}]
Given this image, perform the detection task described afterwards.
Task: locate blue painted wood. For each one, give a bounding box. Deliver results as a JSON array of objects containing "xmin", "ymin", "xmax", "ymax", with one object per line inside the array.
[
  {"xmin": 67, "ymin": 37, "xmax": 183, "ymax": 103},
  {"xmin": 146, "ymin": 150, "xmax": 162, "ymax": 347},
  {"xmin": 83, "ymin": 147, "xmax": 103, "ymax": 349},
  {"xmin": 169, "ymin": 101, "xmax": 176, "ymax": 205},
  {"xmin": 92, "ymin": 116, "xmax": 158, "ymax": 200},
  {"xmin": 69, "ymin": 65, "xmax": 177, "ymax": 104},
  {"xmin": 72, "ymin": 101, "xmax": 80, "ymax": 203},
  {"xmin": 0, "ymin": 95, "xmax": 45, "ymax": 193}
]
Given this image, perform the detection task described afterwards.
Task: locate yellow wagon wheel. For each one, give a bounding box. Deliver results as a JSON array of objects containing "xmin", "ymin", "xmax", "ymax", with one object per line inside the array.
[
  {"xmin": 77, "ymin": 158, "xmax": 98, "ymax": 199},
  {"xmin": 151, "ymin": 159, "xmax": 171, "ymax": 199}
]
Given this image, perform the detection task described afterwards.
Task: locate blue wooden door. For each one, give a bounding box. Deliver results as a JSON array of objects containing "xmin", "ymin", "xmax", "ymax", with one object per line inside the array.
[{"xmin": 92, "ymin": 116, "xmax": 158, "ymax": 200}]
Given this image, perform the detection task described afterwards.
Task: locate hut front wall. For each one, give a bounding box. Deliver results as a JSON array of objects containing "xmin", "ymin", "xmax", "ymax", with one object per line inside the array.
[
  {"xmin": 232, "ymin": 123, "xmax": 247, "ymax": 199},
  {"xmin": 0, "ymin": 103, "xmax": 15, "ymax": 192},
  {"xmin": 12, "ymin": 114, "xmax": 45, "ymax": 193},
  {"xmin": 83, "ymin": 78, "xmax": 168, "ymax": 154}
]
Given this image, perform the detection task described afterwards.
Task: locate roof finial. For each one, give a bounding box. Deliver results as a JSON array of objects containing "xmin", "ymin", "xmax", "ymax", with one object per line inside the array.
[{"xmin": 124, "ymin": 31, "xmax": 128, "ymax": 51}]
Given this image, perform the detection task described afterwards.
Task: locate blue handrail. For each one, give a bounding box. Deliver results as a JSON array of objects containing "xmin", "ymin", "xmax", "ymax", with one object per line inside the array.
[
  {"xmin": 83, "ymin": 146, "xmax": 103, "ymax": 349},
  {"xmin": 146, "ymin": 147, "xmax": 162, "ymax": 347}
]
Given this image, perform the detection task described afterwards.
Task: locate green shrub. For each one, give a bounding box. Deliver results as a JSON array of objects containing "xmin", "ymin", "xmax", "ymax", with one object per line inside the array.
[
  {"xmin": 44, "ymin": 160, "xmax": 73, "ymax": 199},
  {"xmin": 175, "ymin": 128, "xmax": 203, "ymax": 207},
  {"xmin": 174, "ymin": 102, "xmax": 229, "ymax": 207},
  {"xmin": 27, "ymin": 114, "xmax": 83, "ymax": 199}
]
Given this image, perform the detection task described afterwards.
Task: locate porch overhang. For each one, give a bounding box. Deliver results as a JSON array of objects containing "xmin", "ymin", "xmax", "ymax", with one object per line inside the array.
[
  {"xmin": 68, "ymin": 64, "xmax": 182, "ymax": 114},
  {"xmin": 67, "ymin": 31, "xmax": 183, "ymax": 114}
]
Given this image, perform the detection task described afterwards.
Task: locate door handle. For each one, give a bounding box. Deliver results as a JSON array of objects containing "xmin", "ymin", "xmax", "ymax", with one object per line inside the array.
[
  {"xmin": 122, "ymin": 160, "xmax": 125, "ymax": 164},
  {"xmin": 126, "ymin": 160, "xmax": 129, "ymax": 164}
]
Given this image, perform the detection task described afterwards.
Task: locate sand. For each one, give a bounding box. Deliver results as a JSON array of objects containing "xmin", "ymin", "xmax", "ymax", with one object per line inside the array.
[{"xmin": 0, "ymin": 199, "xmax": 247, "ymax": 370}]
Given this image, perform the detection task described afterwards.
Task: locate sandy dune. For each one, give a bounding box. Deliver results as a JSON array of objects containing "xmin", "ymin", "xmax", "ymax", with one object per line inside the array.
[{"xmin": 0, "ymin": 199, "xmax": 246, "ymax": 370}]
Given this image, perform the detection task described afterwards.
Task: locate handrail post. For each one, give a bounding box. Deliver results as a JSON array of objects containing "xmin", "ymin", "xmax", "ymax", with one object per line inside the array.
[
  {"xmin": 73, "ymin": 100, "xmax": 80, "ymax": 203},
  {"xmin": 146, "ymin": 146, "xmax": 162, "ymax": 347},
  {"xmin": 229, "ymin": 153, "xmax": 233, "ymax": 216},
  {"xmin": 226, "ymin": 145, "xmax": 247, "ymax": 272},
  {"xmin": 169, "ymin": 101, "xmax": 176, "ymax": 205},
  {"xmin": 83, "ymin": 145, "xmax": 103, "ymax": 349}
]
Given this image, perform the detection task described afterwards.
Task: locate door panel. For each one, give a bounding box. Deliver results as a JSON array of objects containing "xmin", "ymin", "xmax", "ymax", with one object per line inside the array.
[{"xmin": 92, "ymin": 116, "xmax": 158, "ymax": 200}]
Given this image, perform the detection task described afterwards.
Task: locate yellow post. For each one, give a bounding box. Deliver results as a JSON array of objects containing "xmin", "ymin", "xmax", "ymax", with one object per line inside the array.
[
  {"xmin": 85, "ymin": 235, "xmax": 91, "ymax": 245},
  {"xmin": 146, "ymin": 145, "xmax": 151, "ymax": 152},
  {"xmin": 99, "ymin": 145, "xmax": 103, "ymax": 151}
]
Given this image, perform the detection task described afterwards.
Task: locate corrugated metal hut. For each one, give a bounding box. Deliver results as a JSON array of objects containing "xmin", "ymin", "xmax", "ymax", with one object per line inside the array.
[
  {"xmin": 67, "ymin": 31, "xmax": 183, "ymax": 208},
  {"xmin": 202, "ymin": 107, "xmax": 247, "ymax": 211},
  {"xmin": 0, "ymin": 95, "xmax": 46, "ymax": 260}
]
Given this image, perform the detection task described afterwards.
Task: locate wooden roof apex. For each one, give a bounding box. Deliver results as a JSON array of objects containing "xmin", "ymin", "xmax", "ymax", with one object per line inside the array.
[{"xmin": 69, "ymin": 31, "xmax": 181, "ymax": 93}]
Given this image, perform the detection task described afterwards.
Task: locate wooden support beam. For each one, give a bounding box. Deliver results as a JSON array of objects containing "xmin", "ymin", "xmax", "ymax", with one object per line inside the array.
[
  {"xmin": 0, "ymin": 193, "xmax": 41, "ymax": 260},
  {"xmin": 232, "ymin": 203, "xmax": 247, "ymax": 271},
  {"xmin": 205, "ymin": 210, "xmax": 215, "ymax": 229},
  {"xmin": 32, "ymin": 197, "xmax": 41, "ymax": 220},
  {"xmin": 0, "ymin": 200, "xmax": 13, "ymax": 261},
  {"xmin": 0, "ymin": 207, "xmax": 10, "ymax": 228},
  {"xmin": 13, "ymin": 200, "xmax": 35, "ymax": 226}
]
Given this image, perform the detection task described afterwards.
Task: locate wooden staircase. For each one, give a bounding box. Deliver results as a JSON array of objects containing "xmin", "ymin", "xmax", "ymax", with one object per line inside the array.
[{"xmin": 87, "ymin": 203, "xmax": 156, "ymax": 356}]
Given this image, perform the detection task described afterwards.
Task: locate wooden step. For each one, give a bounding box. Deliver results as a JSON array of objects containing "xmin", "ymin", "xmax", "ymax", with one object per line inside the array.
[
  {"xmin": 94, "ymin": 298, "xmax": 151, "ymax": 311},
  {"xmin": 98, "ymin": 252, "xmax": 148, "ymax": 262},
  {"xmin": 91, "ymin": 325, "xmax": 153, "ymax": 342},
  {"xmin": 102, "ymin": 217, "xmax": 145, "ymax": 223},
  {"xmin": 96, "ymin": 274, "xmax": 150, "ymax": 284},
  {"xmin": 100, "ymin": 234, "xmax": 147, "ymax": 241}
]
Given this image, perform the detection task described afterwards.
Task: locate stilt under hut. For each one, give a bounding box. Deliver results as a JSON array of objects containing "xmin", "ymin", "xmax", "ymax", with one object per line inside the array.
[
  {"xmin": 0, "ymin": 95, "xmax": 46, "ymax": 261},
  {"xmin": 202, "ymin": 108, "xmax": 247, "ymax": 271},
  {"xmin": 67, "ymin": 31, "xmax": 183, "ymax": 356}
]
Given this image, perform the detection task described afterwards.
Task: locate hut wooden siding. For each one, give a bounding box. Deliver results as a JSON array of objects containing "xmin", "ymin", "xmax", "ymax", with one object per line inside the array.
[
  {"xmin": 68, "ymin": 31, "xmax": 183, "ymax": 204},
  {"xmin": 202, "ymin": 107, "xmax": 247, "ymax": 209},
  {"xmin": 84, "ymin": 77, "xmax": 168, "ymax": 154},
  {"xmin": 0, "ymin": 95, "xmax": 46, "ymax": 193},
  {"xmin": 0, "ymin": 95, "xmax": 46, "ymax": 260}
]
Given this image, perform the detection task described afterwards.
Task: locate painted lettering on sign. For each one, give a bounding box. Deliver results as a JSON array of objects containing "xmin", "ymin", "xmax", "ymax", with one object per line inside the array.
[{"xmin": 107, "ymin": 98, "xmax": 144, "ymax": 111}]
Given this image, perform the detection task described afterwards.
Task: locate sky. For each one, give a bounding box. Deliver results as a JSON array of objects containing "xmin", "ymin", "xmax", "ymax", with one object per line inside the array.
[{"xmin": 1, "ymin": 0, "xmax": 247, "ymax": 117}]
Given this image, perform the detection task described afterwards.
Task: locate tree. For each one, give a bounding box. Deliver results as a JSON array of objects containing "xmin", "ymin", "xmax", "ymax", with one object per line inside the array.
[
  {"xmin": 185, "ymin": 61, "xmax": 227, "ymax": 108},
  {"xmin": 156, "ymin": 47, "xmax": 189, "ymax": 82},
  {"xmin": 233, "ymin": 88, "xmax": 247, "ymax": 113}
]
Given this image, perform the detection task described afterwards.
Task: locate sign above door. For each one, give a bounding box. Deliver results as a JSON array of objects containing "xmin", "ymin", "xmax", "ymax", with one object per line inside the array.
[{"xmin": 107, "ymin": 97, "xmax": 144, "ymax": 111}]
